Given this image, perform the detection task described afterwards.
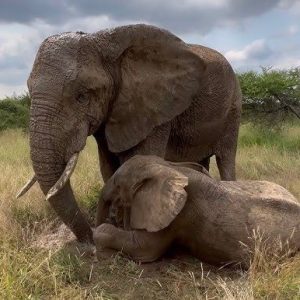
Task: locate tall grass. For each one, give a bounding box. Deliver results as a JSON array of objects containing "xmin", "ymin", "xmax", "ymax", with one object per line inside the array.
[{"xmin": 0, "ymin": 123, "xmax": 299, "ymax": 299}]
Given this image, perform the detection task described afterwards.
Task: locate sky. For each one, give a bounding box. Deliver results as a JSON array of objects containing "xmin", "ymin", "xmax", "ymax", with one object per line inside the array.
[{"xmin": 0, "ymin": 0, "xmax": 299, "ymax": 98}]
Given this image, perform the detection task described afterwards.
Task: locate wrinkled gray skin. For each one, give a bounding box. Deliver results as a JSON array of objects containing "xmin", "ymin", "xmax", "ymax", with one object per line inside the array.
[
  {"xmin": 94, "ymin": 155, "xmax": 300, "ymax": 267},
  {"xmin": 28, "ymin": 24, "xmax": 241, "ymax": 242}
]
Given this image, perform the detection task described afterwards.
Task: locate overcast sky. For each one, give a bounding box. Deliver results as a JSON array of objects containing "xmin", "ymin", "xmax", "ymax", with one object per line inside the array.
[{"xmin": 0, "ymin": 0, "xmax": 299, "ymax": 97}]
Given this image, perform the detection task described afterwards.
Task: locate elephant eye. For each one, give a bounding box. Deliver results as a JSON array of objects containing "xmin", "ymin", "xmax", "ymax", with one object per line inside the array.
[
  {"xmin": 76, "ymin": 92, "xmax": 89, "ymax": 105},
  {"xmin": 132, "ymin": 178, "xmax": 151, "ymax": 196}
]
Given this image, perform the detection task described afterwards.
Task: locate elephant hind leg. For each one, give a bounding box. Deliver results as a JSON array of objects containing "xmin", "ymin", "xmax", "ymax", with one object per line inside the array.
[
  {"xmin": 214, "ymin": 120, "xmax": 239, "ymax": 181},
  {"xmin": 215, "ymin": 95, "xmax": 241, "ymax": 181},
  {"xmin": 216, "ymin": 153, "xmax": 236, "ymax": 181}
]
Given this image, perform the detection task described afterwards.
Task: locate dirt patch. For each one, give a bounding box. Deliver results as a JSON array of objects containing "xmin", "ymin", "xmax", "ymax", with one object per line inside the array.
[
  {"xmin": 31, "ymin": 224, "xmax": 97, "ymax": 259},
  {"xmin": 32, "ymin": 224, "xmax": 76, "ymax": 250}
]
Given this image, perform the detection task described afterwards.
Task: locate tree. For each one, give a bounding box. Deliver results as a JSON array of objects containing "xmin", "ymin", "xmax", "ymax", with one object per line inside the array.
[{"xmin": 238, "ymin": 67, "xmax": 300, "ymax": 128}]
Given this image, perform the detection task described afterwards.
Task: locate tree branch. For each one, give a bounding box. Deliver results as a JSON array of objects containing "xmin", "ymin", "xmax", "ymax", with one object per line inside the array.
[{"xmin": 272, "ymin": 93, "xmax": 300, "ymax": 119}]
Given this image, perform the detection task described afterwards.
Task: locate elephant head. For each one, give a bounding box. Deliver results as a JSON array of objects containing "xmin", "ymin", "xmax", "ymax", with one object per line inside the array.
[
  {"xmin": 18, "ymin": 25, "xmax": 204, "ymax": 242},
  {"xmin": 97, "ymin": 155, "xmax": 189, "ymax": 232}
]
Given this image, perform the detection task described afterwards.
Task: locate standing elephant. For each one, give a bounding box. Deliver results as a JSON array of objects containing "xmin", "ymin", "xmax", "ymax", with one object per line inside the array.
[
  {"xmin": 18, "ymin": 24, "xmax": 241, "ymax": 242},
  {"xmin": 94, "ymin": 155, "xmax": 300, "ymax": 267}
]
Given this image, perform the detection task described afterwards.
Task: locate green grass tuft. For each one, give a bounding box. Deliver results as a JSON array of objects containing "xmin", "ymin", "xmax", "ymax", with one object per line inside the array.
[{"xmin": 239, "ymin": 122, "xmax": 300, "ymax": 153}]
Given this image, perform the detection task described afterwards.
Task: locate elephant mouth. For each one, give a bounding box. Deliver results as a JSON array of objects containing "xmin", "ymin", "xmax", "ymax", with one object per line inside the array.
[{"xmin": 16, "ymin": 152, "xmax": 79, "ymax": 200}]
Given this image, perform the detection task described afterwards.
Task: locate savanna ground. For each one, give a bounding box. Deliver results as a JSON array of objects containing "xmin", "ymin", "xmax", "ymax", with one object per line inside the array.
[{"xmin": 0, "ymin": 122, "xmax": 299, "ymax": 299}]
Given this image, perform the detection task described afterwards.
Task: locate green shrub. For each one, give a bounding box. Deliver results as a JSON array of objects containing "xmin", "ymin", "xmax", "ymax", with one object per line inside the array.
[{"xmin": 0, "ymin": 94, "xmax": 30, "ymax": 131}]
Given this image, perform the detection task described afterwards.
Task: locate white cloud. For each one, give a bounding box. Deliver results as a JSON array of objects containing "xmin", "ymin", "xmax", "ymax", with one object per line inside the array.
[
  {"xmin": 287, "ymin": 25, "xmax": 298, "ymax": 35},
  {"xmin": 0, "ymin": 83, "xmax": 27, "ymax": 98},
  {"xmin": 174, "ymin": 0, "xmax": 228, "ymax": 9},
  {"xmin": 278, "ymin": 0, "xmax": 299, "ymax": 8},
  {"xmin": 272, "ymin": 24, "xmax": 299, "ymax": 38},
  {"xmin": 273, "ymin": 55, "xmax": 300, "ymax": 69},
  {"xmin": 225, "ymin": 39, "xmax": 272, "ymax": 62},
  {"xmin": 225, "ymin": 39, "xmax": 300, "ymax": 71},
  {"xmin": 61, "ymin": 15, "xmax": 139, "ymax": 33},
  {"xmin": 0, "ymin": 1, "xmax": 299, "ymax": 96},
  {"xmin": 0, "ymin": 21, "xmax": 54, "ymax": 66},
  {"xmin": 280, "ymin": 0, "xmax": 300, "ymax": 15},
  {"xmin": 0, "ymin": 16, "xmax": 128, "ymax": 97},
  {"xmin": 0, "ymin": 21, "xmax": 57, "ymax": 97}
]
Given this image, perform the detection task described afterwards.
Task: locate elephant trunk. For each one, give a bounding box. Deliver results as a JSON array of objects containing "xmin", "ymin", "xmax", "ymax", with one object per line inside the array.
[{"xmin": 30, "ymin": 113, "xmax": 93, "ymax": 243}]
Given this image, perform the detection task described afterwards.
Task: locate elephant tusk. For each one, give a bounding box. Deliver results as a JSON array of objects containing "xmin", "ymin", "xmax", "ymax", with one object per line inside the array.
[
  {"xmin": 16, "ymin": 175, "xmax": 37, "ymax": 198},
  {"xmin": 46, "ymin": 153, "xmax": 79, "ymax": 201}
]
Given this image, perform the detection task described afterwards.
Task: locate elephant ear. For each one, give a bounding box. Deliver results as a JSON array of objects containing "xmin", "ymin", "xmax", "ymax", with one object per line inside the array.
[
  {"xmin": 130, "ymin": 163, "xmax": 188, "ymax": 232},
  {"xmin": 105, "ymin": 25, "xmax": 205, "ymax": 153}
]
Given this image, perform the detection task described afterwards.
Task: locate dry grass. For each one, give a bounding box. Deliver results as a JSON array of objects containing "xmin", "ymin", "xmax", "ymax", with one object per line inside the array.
[{"xmin": 0, "ymin": 123, "xmax": 299, "ymax": 299}]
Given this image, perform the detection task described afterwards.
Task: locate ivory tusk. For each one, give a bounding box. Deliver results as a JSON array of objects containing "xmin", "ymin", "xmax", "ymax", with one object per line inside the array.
[
  {"xmin": 16, "ymin": 175, "xmax": 37, "ymax": 198},
  {"xmin": 46, "ymin": 153, "xmax": 79, "ymax": 200}
]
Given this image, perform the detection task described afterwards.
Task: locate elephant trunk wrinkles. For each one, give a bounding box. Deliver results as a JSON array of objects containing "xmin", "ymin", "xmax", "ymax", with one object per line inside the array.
[{"xmin": 30, "ymin": 121, "xmax": 93, "ymax": 243}]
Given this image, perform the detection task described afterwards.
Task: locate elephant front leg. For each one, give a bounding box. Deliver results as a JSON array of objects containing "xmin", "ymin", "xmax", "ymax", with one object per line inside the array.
[
  {"xmin": 93, "ymin": 223, "xmax": 172, "ymax": 263},
  {"xmin": 94, "ymin": 128, "xmax": 120, "ymax": 182}
]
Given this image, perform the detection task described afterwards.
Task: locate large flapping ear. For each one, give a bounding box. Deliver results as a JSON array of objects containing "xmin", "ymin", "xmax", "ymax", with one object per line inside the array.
[
  {"xmin": 130, "ymin": 163, "xmax": 188, "ymax": 232},
  {"xmin": 104, "ymin": 25, "xmax": 205, "ymax": 153}
]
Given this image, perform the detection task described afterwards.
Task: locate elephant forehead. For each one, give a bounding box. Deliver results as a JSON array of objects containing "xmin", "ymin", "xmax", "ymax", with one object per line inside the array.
[
  {"xmin": 33, "ymin": 33, "xmax": 82, "ymax": 73},
  {"xmin": 43, "ymin": 32, "xmax": 82, "ymax": 52},
  {"xmin": 29, "ymin": 36, "xmax": 83, "ymax": 93}
]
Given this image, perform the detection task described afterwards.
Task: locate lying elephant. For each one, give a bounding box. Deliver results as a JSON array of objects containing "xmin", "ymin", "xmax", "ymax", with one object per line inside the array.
[
  {"xmin": 94, "ymin": 155, "xmax": 300, "ymax": 267},
  {"xmin": 17, "ymin": 24, "xmax": 241, "ymax": 242}
]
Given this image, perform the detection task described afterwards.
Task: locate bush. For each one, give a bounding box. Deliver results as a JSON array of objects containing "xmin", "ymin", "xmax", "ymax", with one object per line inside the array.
[
  {"xmin": 0, "ymin": 94, "xmax": 30, "ymax": 131},
  {"xmin": 238, "ymin": 67, "xmax": 300, "ymax": 128}
]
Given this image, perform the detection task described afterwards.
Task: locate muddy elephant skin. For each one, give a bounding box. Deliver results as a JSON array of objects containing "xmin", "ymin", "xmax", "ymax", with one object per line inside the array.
[
  {"xmin": 94, "ymin": 155, "xmax": 300, "ymax": 267},
  {"xmin": 26, "ymin": 24, "xmax": 241, "ymax": 242}
]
